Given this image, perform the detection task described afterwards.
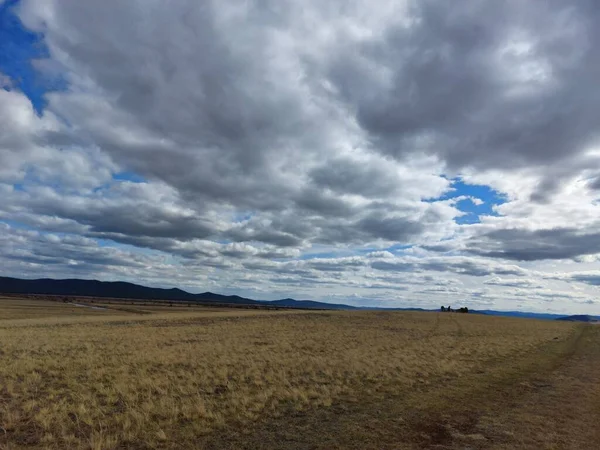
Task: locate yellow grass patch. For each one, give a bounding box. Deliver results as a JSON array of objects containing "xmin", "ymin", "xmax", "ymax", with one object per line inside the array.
[{"xmin": 0, "ymin": 300, "xmax": 577, "ymax": 448}]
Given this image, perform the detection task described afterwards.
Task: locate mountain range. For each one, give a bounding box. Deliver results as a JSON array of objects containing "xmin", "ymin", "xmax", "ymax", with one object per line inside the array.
[
  {"xmin": 556, "ymin": 315, "xmax": 599, "ymax": 323},
  {"xmin": 0, "ymin": 276, "xmax": 363, "ymax": 310},
  {"xmin": 0, "ymin": 276, "xmax": 596, "ymax": 320}
]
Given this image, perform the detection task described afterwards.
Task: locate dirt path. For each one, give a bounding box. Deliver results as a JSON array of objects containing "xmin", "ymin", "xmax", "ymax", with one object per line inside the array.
[
  {"xmin": 200, "ymin": 325, "xmax": 600, "ymax": 449},
  {"xmin": 485, "ymin": 325, "xmax": 600, "ymax": 449}
]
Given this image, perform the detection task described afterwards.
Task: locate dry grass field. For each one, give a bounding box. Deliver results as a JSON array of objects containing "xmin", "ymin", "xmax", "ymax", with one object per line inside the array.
[
  {"xmin": 0, "ymin": 297, "xmax": 121, "ymax": 321},
  {"xmin": 0, "ymin": 297, "xmax": 598, "ymax": 449}
]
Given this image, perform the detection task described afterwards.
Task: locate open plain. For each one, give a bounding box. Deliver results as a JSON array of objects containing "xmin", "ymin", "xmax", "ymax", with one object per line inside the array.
[{"xmin": 0, "ymin": 296, "xmax": 598, "ymax": 449}]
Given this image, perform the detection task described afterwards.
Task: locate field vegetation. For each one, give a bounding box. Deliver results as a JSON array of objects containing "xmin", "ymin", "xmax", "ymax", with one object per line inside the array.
[{"xmin": 0, "ymin": 297, "xmax": 597, "ymax": 449}]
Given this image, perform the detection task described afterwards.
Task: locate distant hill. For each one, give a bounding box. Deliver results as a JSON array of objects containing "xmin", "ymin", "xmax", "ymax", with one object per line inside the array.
[
  {"xmin": 473, "ymin": 311, "xmax": 600, "ymax": 321},
  {"xmin": 556, "ymin": 315, "xmax": 600, "ymax": 323},
  {"xmin": 0, "ymin": 276, "xmax": 351, "ymax": 310},
  {"xmin": 270, "ymin": 298, "xmax": 357, "ymax": 310},
  {"xmin": 0, "ymin": 276, "xmax": 261, "ymax": 305},
  {"xmin": 471, "ymin": 310, "xmax": 567, "ymax": 320}
]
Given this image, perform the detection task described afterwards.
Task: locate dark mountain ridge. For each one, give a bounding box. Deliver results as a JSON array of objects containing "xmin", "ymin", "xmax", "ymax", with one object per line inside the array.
[
  {"xmin": 0, "ymin": 276, "xmax": 261, "ymax": 304},
  {"xmin": 0, "ymin": 276, "xmax": 346, "ymax": 309},
  {"xmin": 0, "ymin": 276, "xmax": 595, "ymax": 318}
]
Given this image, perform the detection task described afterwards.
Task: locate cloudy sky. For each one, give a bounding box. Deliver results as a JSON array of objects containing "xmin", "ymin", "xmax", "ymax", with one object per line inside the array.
[{"xmin": 1, "ymin": 0, "xmax": 600, "ymax": 313}]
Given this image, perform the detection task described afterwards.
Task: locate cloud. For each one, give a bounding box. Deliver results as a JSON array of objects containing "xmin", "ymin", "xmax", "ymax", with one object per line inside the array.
[
  {"xmin": 0, "ymin": 224, "xmax": 158, "ymax": 272},
  {"xmin": 324, "ymin": 1, "xmax": 600, "ymax": 177},
  {"xmin": 370, "ymin": 255, "xmax": 526, "ymax": 278},
  {"xmin": 0, "ymin": 87, "xmax": 63, "ymax": 182},
  {"xmin": 568, "ymin": 272, "xmax": 600, "ymax": 286},
  {"xmin": 484, "ymin": 277, "xmax": 544, "ymax": 289},
  {"xmin": 0, "ymin": 0, "xmax": 599, "ymax": 313},
  {"xmin": 466, "ymin": 228, "xmax": 600, "ymax": 261}
]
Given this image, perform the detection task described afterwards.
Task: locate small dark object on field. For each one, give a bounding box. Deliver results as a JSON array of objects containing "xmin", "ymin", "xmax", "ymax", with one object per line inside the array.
[{"xmin": 441, "ymin": 306, "xmax": 468, "ymax": 313}]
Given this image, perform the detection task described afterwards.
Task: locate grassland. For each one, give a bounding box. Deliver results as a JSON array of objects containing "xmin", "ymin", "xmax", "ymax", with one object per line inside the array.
[
  {"xmin": 0, "ymin": 297, "xmax": 597, "ymax": 449},
  {"xmin": 0, "ymin": 297, "xmax": 121, "ymax": 321}
]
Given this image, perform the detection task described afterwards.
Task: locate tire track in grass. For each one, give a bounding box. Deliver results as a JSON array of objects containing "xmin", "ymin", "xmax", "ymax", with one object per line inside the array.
[{"xmin": 481, "ymin": 325, "xmax": 600, "ymax": 449}]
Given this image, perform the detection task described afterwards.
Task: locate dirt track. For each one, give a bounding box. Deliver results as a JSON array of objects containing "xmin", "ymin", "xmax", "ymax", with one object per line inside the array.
[{"xmin": 201, "ymin": 324, "xmax": 600, "ymax": 449}]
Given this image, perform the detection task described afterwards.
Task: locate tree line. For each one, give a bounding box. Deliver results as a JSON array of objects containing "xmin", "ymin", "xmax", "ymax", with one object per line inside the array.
[{"xmin": 440, "ymin": 306, "xmax": 469, "ymax": 313}]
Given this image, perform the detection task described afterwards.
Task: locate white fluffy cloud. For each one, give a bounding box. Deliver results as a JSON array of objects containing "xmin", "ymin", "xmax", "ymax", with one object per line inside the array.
[{"xmin": 1, "ymin": 0, "xmax": 600, "ymax": 313}]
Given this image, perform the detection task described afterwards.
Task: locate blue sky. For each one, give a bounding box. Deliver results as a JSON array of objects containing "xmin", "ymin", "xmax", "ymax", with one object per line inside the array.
[
  {"xmin": 0, "ymin": 0, "xmax": 51, "ymax": 113},
  {"xmin": 433, "ymin": 179, "xmax": 508, "ymax": 225},
  {"xmin": 112, "ymin": 172, "xmax": 147, "ymax": 183}
]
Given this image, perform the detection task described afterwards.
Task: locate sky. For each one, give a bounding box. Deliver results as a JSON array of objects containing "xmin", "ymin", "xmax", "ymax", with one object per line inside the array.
[{"xmin": 1, "ymin": 0, "xmax": 600, "ymax": 314}]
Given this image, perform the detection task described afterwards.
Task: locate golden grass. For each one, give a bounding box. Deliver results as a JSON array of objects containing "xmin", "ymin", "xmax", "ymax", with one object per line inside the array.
[
  {"xmin": 0, "ymin": 299, "xmax": 578, "ymax": 449},
  {"xmin": 0, "ymin": 297, "xmax": 120, "ymax": 321},
  {"xmin": 88, "ymin": 302, "xmax": 244, "ymax": 315},
  {"xmin": 0, "ymin": 296, "xmax": 267, "ymax": 320}
]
